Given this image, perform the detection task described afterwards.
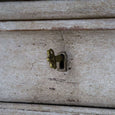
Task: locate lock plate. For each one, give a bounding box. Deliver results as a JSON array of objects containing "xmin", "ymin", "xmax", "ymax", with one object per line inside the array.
[{"xmin": 47, "ymin": 49, "xmax": 67, "ymax": 72}]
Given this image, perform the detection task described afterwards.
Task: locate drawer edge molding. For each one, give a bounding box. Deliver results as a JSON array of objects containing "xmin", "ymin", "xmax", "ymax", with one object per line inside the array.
[
  {"xmin": 0, "ymin": 102, "xmax": 115, "ymax": 115},
  {"xmin": 0, "ymin": 19, "xmax": 115, "ymax": 31}
]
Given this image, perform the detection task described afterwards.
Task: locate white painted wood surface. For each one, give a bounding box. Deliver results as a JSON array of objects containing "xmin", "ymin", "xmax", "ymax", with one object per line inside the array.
[
  {"xmin": 0, "ymin": 19, "xmax": 115, "ymax": 31},
  {"xmin": 0, "ymin": 20, "xmax": 115, "ymax": 107},
  {"xmin": 0, "ymin": 102, "xmax": 115, "ymax": 115},
  {"xmin": 0, "ymin": 0, "xmax": 115, "ymax": 20}
]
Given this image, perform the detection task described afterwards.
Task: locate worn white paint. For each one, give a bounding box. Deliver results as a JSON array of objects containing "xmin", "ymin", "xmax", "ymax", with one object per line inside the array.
[
  {"xmin": 0, "ymin": 0, "xmax": 115, "ymax": 20},
  {"xmin": 0, "ymin": 29, "xmax": 114, "ymax": 107},
  {"xmin": 0, "ymin": 102, "xmax": 115, "ymax": 115},
  {"xmin": 0, "ymin": 19, "xmax": 115, "ymax": 31}
]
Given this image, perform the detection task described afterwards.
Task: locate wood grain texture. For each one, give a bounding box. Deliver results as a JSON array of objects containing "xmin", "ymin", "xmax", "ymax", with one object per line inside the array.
[
  {"xmin": 0, "ymin": 0, "xmax": 115, "ymax": 20},
  {"xmin": 0, "ymin": 19, "xmax": 115, "ymax": 31},
  {"xmin": 0, "ymin": 30, "xmax": 115, "ymax": 107},
  {"xmin": 0, "ymin": 102, "xmax": 115, "ymax": 115}
]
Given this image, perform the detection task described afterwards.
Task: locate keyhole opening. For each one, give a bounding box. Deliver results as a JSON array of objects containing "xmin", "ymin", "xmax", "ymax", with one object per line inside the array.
[{"xmin": 59, "ymin": 54, "xmax": 64, "ymax": 69}]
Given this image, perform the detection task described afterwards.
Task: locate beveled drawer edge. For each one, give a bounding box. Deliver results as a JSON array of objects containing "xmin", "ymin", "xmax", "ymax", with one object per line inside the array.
[{"xmin": 0, "ymin": 19, "xmax": 115, "ymax": 31}]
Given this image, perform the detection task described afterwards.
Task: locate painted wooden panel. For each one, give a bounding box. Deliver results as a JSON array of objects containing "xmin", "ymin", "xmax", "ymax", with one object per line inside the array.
[
  {"xmin": 0, "ymin": 102, "xmax": 115, "ymax": 115},
  {"xmin": 0, "ymin": 0, "xmax": 115, "ymax": 20},
  {"xmin": 0, "ymin": 27, "xmax": 114, "ymax": 107}
]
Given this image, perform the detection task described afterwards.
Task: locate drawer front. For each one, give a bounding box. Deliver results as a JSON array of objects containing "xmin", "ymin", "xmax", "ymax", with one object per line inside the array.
[
  {"xmin": 0, "ymin": 0, "xmax": 115, "ymax": 20},
  {"xmin": 0, "ymin": 20, "xmax": 115, "ymax": 107}
]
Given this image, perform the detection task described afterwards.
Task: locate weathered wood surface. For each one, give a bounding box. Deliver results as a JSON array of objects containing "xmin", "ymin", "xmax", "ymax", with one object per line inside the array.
[
  {"xmin": 0, "ymin": 103, "xmax": 115, "ymax": 115},
  {"xmin": 0, "ymin": 28, "xmax": 115, "ymax": 107},
  {"xmin": 0, "ymin": 19, "xmax": 115, "ymax": 31},
  {"xmin": 0, "ymin": 0, "xmax": 115, "ymax": 20}
]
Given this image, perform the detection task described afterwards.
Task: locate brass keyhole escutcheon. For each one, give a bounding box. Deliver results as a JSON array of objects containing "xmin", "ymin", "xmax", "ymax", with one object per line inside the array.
[{"xmin": 47, "ymin": 49, "xmax": 67, "ymax": 71}]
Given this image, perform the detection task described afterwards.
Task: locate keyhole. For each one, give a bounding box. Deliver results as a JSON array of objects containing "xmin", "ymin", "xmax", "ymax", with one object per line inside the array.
[
  {"xmin": 59, "ymin": 54, "xmax": 64, "ymax": 69},
  {"xmin": 57, "ymin": 52, "xmax": 67, "ymax": 72}
]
